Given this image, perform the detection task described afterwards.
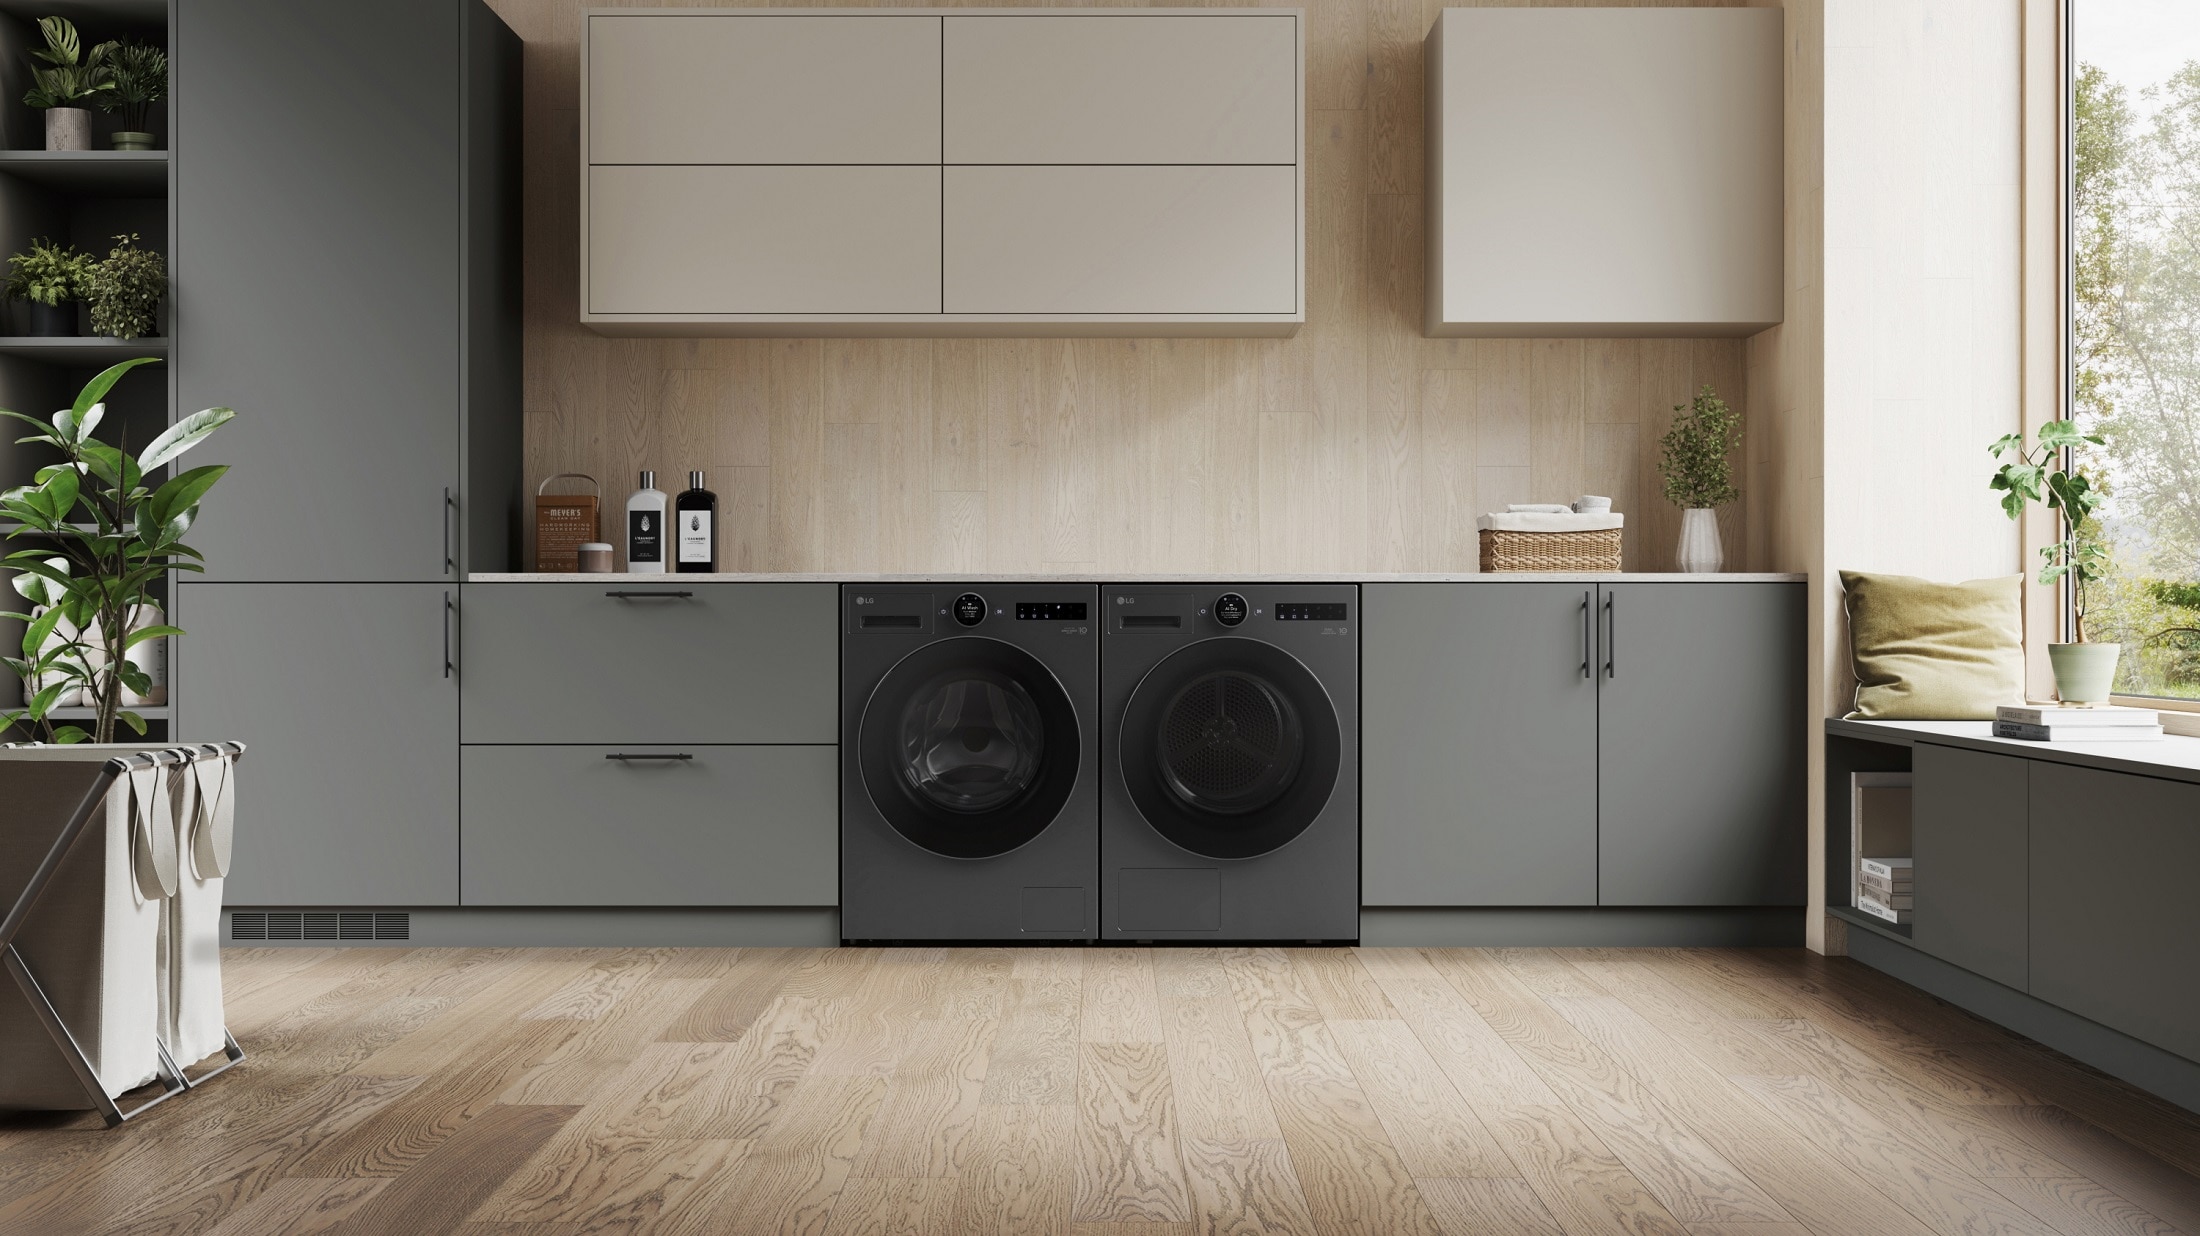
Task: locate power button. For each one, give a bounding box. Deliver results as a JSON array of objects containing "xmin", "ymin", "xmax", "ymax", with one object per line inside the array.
[
  {"xmin": 1214, "ymin": 593, "xmax": 1248, "ymax": 626},
  {"xmin": 952, "ymin": 593, "xmax": 987, "ymax": 626}
]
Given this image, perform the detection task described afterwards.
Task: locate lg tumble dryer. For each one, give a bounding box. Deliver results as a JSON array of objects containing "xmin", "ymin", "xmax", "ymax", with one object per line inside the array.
[
  {"xmin": 841, "ymin": 583, "xmax": 1098, "ymax": 941},
  {"xmin": 1101, "ymin": 584, "xmax": 1358, "ymax": 942}
]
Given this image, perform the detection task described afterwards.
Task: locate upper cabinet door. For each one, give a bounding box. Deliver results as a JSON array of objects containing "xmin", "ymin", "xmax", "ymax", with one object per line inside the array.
[
  {"xmin": 943, "ymin": 14, "xmax": 1297, "ymax": 164},
  {"xmin": 588, "ymin": 14, "xmax": 941, "ymax": 164}
]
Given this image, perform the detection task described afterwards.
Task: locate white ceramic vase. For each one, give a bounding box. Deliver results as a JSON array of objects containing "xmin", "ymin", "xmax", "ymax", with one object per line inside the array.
[
  {"xmin": 1676, "ymin": 508, "xmax": 1724, "ymax": 573},
  {"xmin": 44, "ymin": 108, "xmax": 91, "ymax": 152}
]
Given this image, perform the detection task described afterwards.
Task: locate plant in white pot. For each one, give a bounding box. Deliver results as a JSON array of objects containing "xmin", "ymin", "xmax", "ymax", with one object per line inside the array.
[
  {"xmin": 21, "ymin": 17, "xmax": 114, "ymax": 153},
  {"xmin": 1, "ymin": 359, "xmax": 234, "ymax": 744},
  {"xmin": 1989, "ymin": 420, "xmax": 2116, "ymax": 704},
  {"xmin": 1657, "ymin": 384, "xmax": 1742, "ymax": 572}
]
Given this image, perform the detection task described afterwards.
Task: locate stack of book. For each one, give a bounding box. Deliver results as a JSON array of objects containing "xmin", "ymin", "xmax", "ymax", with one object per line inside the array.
[
  {"xmin": 1856, "ymin": 856, "xmax": 1912, "ymax": 925},
  {"xmin": 1993, "ymin": 704, "xmax": 2164, "ymax": 742}
]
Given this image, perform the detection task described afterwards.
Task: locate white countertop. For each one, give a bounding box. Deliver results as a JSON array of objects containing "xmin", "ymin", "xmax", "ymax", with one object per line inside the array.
[
  {"xmin": 469, "ymin": 571, "xmax": 1807, "ymax": 584},
  {"xmin": 1828, "ymin": 717, "xmax": 2200, "ymax": 785}
]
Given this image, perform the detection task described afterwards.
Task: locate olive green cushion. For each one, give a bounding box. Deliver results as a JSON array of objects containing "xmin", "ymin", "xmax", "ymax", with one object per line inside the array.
[{"xmin": 1841, "ymin": 571, "xmax": 2025, "ymax": 720}]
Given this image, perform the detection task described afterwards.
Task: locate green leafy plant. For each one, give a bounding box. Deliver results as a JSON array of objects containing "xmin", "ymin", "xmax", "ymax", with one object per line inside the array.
[
  {"xmin": 83, "ymin": 233, "xmax": 164, "ymax": 340},
  {"xmin": 21, "ymin": 16, "xmax": 114, "ymax": 109},
  {"xmin": 5, "ymin": 238, "xmax": 91, "ymax": 308},
  {"xmin": 1657, "ymin": 385, "xmax": 1743, "ymax": 509},
  {"xmin": 1990, "ymin": 419, "xmax": 2110, "ymax": 642},
  {"xmin": 2, "ymin": 359, "xmax": 234, "ymax": 743},
  {"xmin": 93, "ymin": 40, "xmax": 164, "ymax": 133}
]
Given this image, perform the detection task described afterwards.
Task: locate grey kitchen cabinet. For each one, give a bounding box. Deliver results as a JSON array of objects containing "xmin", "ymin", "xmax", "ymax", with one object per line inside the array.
[
  {"xmin": 1911, "ymin": 744, "xmax": 2029, "ymax": 989},
  {"xmin": 459, "ymin": 745, "xmax": 837, "ymax": 906},
  {"xmin": 2029, "ymin": 762, "xmax": 2200, "ymax": 1061},
  {"xmin": 1362, "ymin": 583, "xmax": 1600, "ymax": 906},
  {"xmin": 1598, "ymin": 582, "xmax": 1806, "ymax": 905},
  {"xmin": 175, "ymin": 583, "xmax": 459, "ymax": 906},
  {"xmin": 177, "ymin": 0, "xmax": 521, "ymax": 581},
  {"xmin": 460, "ymin": 583, "xmax": 839, "ymax": 745}
]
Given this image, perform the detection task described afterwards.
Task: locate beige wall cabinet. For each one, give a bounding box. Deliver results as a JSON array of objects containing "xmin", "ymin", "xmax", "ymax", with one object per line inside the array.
[
  {"xmin": 582, "ymin": 8, "xmax": 1303, "ymax": 337},
  {"xmin": 1424, "ymin": 7, "xmax": 1782, "ymax": 338}
]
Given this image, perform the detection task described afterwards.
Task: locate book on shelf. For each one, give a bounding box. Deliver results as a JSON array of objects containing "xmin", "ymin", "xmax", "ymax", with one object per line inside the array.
[
  {"xmin": 1858, "ymin": 874, "xmax": 1912, "ymax": 898},
  {"xmin": 1993, "ymin": 720, "xmax": 2165, "ymax": 742},
  {"xmin": 1857, "ymin": 889, "xmax": 1913, "ymax": 910},
  {"xmin": 1859, "ymin": 856, "xmax": 1912, "ymax": 882},
  {"xmin": 1854, "ymin": 895, "xmax": 1912, "ymax": 925},
  {"xmin": 1996, "ymin": 704, "xmax": 2159, "ymax": 727}
]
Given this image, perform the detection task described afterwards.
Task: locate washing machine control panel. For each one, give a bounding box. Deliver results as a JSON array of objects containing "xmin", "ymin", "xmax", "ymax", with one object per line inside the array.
[
  {"xmin": 952, "ymin": 593, "xmax": 987, "ymax": 626},
  {"xmin": 1276, "ymin": 602, "xmax": 1349, "ymax": 621},
  {"xmin": 1016, "ymin": 601, "xmax": 1088, "ymax": 621},
  {"xmin": 1214, "ymin": 593, "xmax": 1249, "ymax": 626}
]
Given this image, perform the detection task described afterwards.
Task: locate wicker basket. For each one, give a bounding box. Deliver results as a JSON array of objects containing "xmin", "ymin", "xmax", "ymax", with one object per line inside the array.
[{"xmin": 1479, "ymin": 527, "xmax": 1622, "ymax": 573}]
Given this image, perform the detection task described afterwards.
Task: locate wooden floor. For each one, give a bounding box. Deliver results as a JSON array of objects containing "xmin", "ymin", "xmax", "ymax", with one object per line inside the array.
[{"xmin": 4, "ymin": 948, "xmax": 2200, "ymax": 1235}]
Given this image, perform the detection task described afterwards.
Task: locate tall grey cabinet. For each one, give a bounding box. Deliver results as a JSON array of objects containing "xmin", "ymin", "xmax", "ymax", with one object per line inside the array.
[
  {"xmin": 1363, "ymin": 580, "xmax": 1805, "ymax": 910},
  {"xmin": 173, "ymin": 0, "xmax": 521, "ymax": 907}
]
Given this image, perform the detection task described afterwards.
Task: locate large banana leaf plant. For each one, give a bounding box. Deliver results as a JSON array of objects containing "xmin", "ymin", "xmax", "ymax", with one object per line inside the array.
[{"xmin": 2, "ymin": 358, "xmax": 234, "ymax": 743}]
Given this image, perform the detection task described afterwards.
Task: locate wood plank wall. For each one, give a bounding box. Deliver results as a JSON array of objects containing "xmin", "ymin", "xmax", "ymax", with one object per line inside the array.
[{"xmin": 493, "ymin": 0, "xmax": 1757, "ymax": 574}]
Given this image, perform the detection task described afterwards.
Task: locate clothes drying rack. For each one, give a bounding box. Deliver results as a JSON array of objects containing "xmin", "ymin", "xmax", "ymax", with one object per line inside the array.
[{"xmin": 1, "ymin": 743, "xmax": 247, "ymax": 1127}]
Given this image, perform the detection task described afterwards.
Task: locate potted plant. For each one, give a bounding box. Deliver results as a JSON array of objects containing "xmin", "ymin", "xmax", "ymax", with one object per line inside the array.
[
  {"xmin": 1657, "ymin": 384, "xmax": 1742, "ymax": 572},
  {"xmin": 83, "ymin": 233, "xmax": 164, "ymax": 340},
  {"xmin": 1, "ymin": 359, "xmax": 234, "ymax": 744},
  {"xmin": 21, "ymin": 16, "xmax": 113, "ymax": 152},
  {"xmin": 93, "ymin": 40, "xmax": 164, "ymax": 151},
  {"xmin": 1990, "ymin": 420, "xmax": 2116, "ymax": 704},
  {"xmin": 5, "ymin": 237, "xmax": 90, "ymax": 336}
]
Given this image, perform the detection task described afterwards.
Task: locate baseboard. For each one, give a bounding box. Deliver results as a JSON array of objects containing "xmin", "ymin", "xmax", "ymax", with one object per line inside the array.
[
  {"xmin": 221, "ymin": 907, "xmax": 840, "ymax": 947},
  {"xmin": 1847, "ymin": 930, "xmax": 2200, "ymax": 1116},
  {"xmin": 1360, "ymin": 906, "xmax": 1805, "ymax": 947}
]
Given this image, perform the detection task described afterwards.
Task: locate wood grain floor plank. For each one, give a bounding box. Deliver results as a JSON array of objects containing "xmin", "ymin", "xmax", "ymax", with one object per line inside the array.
[
  {"xmin": 654, "ymin": 996, "xmax": 839, "ymax": 1140},
  {"xmin": 1356, "ymin": 947, "xmax": 1559, "ymax": 1108},
  {"xmin": 820, "ymin": 1176, "xmax": 957, "ymax": 1236},
  {"xmin": 468, "ymin": 1134, "xmax": 745, "ymax": 1229},
  {"xmin": 499, "ymin": 977, "xmax": 722, "ymax": 1107},
  {"xmin": 1180, "ymin": 1137, "xmax": 1319, "ymax": 1236},
  {"xmin": 1705, "ymin": 1134, "xmax": 1943, "ymax": 1236},
  {"xmin": 1159, "ymin": 995, "xmax": 1284, "ymax": 1141},
  {"xmin": 517, "ymin": 948, "xmax": 676, "ymax": 1021},
  {"xmin": 352, "ymin": 957, "xmax": 579, "ymax": 1076},
  {"xmin": 1076, "ymin": 1041, "xmax": 1191, "ymax": 1223},
  {"xmin": 1981, "ymin": 1175, "xmax": 2183, "ymax": 1236},
  {"xmin": 1486, "ymin": 1105, "xmax": 1695, "ymax": 1236},
  {"xmin": 1555, "ymin": 956, "xmax": 1827, "ymax": 1079},
  {"xmin": 1957, "ymin": 1040, "xmax": 2200, "ymax": 1177},
  {"xmin": 1153, "ymin": 948, "xmax": 1233, "ymax": 1000},
  {"xmin": 1537, "ymin": 995, "xmax": 1804, "ymax": 1147},
  {"xmin": 981, "ymin": 947, "xmax": 1084, "ymax": 1105},
  {"xmin": 197, "ymin": 1178, "xmax": 387, "ymax": 1236},
  {"xmin": 321, "ymin": 1104, "xmax": 577, "ymax": 1236},
  {"xmin": 851, "ymin": 1017, "xmax": 999, "ymax": 1179},
  {"xmin": 658, "ymin": 948, "xmax": 805, "ymax": 1043},
  {"xmin": 1289, "ymin": 949, "xmax": 1395, "ymax": 1020},
  {"xmin": 1414, "ymin": 1177, "xmax": 1568, "ymax": 1236},
  {"xmin": 655, "ymin": 1076, "xmax": 887, "ymax": 1236},
  {"xmin": 953, "ymin": 1103, "xmax": 1078, "ymax": 1234},
  {"xmin": 1083, "ymin": 947, "xmax": 1165, "ymax": 1043},
  {"xmin": 1326, "ymin": 1017, "xmax": 1514, "ymax": 1178},
  {"xmin": 1973, "ymin": 1105, "xmax": 2200, "ymax": 1235}
]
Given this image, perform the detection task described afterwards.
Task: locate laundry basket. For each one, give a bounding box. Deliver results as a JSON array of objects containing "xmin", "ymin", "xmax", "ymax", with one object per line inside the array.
[{"xmin": 160, "ymin": 744, "xmax": 241, "ymax": 1068}]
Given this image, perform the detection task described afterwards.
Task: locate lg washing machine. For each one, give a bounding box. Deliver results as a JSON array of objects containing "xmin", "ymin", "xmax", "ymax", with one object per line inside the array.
[{"xmin": 841, "ymin": 583, "xmax": 1098, "ymax": 941}]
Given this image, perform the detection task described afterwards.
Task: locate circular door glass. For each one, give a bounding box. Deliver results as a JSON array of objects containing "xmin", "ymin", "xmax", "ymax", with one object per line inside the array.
[
  {"xmin": 898, "ymin": 670, "xmax": 1045, "ymax": 815},
  {"xmin": 859, "ymin": 637, "xmax": 1081, "ymax": 859},
  {"xmin": 1118, "ymin": 638, "xmax": 1341, "ymax": 860}
]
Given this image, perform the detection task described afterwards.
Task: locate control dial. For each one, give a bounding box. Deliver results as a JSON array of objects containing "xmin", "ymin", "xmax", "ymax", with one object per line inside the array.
[
  {"xmin": 1214, "ymin": 593, "xmax": 1249, "ymax": 627},
  {"xmin": 952, "ymin": 593, "xmax": 987, "ymax": 627}
]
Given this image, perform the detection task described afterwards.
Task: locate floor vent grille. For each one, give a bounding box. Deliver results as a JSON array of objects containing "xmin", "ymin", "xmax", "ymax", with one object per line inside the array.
[{"xmin": 229, "ymin": 911, "xmax": 410, "ymax": 943}]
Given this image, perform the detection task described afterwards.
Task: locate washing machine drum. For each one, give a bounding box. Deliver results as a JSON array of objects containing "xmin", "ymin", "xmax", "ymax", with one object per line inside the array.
[
  {"xmin": 860, "ymin": 638, "xmax": 1081, "ymax": 859},
  {"xmin": 1121, "ymin": 638, "xmax": 1341, "ymax": 860}
]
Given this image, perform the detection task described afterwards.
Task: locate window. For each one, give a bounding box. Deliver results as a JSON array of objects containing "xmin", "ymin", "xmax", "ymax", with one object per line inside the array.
[{"xmin": 2072, "ymin": 1, "xmax": 2200, "ymax": 699}]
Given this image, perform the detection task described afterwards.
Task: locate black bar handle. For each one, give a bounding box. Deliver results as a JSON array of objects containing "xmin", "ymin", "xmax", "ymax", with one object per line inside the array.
[
  {"xmin": 605, "ymin": 590, "xmax": 694, "ymax": 600},
  {"xmin": 443, "ymin": 487, "xmax": 456, "ymax": 574},
  {"xmin": 1603, "ymin": 591, "xmax": 1616, "ymax": 679},
  {"xmin": 1579, "ymin": 590, "xmax": 1592, "ymax": 679},
  {"xmin": 605, "ymin": 752, "xmax": 694, "ymax": 761},
  {"xmin": 443, "ymin": 591, "xmax": 454, "ymax": 679}
]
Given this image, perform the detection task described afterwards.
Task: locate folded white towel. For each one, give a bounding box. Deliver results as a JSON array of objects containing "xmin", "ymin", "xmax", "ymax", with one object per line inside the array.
[
  {"xmin": 1477, "ymin": 511, "xmax": 1625, "ymax": 532},
  {"xmin": 1507, "ymin": 504, "xmax": 1575, "ymax": 514},
  {"xmin": 1572, "ymin": 495, "xmax": 1612, "ymax": 513}
]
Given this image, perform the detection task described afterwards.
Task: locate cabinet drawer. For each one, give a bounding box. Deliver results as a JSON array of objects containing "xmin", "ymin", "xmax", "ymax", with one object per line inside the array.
[
  {"xmin": 1911, "ymin": 744, "xmax": 2028, "ymax": 989},
  {"xmin": 461, "ymin": 583, "xmax": 836, "ymax": 744},
  {"xmin": 587, "ymin": 14, "xmax": 941, "ymax": 164},
  {"xmin": 943, "ymin": 15, "xmax": 1296, "ymax": 164},
  {"xmin": 588, "ymin": 166, "xmax": 942, "ymax": 315},
  {"xmin": 943, "ymin": 166, "xmax": 1296, "ymax": 314},
  {"xmin": 460, "ymin": 745, "xmax": 836, "ymax": 906}
]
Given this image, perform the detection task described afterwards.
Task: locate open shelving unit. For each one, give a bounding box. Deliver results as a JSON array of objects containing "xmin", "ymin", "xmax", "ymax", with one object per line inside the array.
[{"xmin": 0, "ymin": 0, "xmax": 172, "ymax": 741}]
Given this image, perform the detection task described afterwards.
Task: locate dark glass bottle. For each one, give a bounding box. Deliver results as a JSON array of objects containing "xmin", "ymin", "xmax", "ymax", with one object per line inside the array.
[{"xmin": 675, "ymin": 470, "xmax": 718, "ymax": 573}]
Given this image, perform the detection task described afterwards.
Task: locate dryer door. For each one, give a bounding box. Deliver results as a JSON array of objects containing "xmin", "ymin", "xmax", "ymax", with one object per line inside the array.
[
  {"xmin": 858, "ymin": 636, "xmax": 1082, "ymax": 859},
  {"xmin": 1118, "ymin": 637, "xmax": 1341, "ymax": 859}
]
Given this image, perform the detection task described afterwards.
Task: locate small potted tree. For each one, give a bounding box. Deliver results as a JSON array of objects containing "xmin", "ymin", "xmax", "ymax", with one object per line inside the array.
[
  {"xmin": 84, "ymin": 233, "xmax": 164, "ymax": 340},
  {"xmin": 94, "ymin": 41, "xmax": 165, "ymax": 151},
  {"xmin": 1, "ymin": 359, "xmax": 234, "ymax": 744},
  {"xmin": 1657, "ymin": 384, "xmax": 1742, "ymax": 572},
  {"xmin": 5, "ymin": 238, "xmax": 91, "ymax": 337},
  {"xmin": 1989, "ymin": 420, "xmax": 2116, "ymax": 704},
  {"xmin": 21, "ymin": 17, "xmax": 113, "ymax": 151}
]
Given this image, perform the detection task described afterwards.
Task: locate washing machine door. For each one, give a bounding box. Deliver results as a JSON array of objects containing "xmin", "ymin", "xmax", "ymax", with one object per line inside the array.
[
  {"xmin": 858, "ymin": 637, "xmax": 1082, "ymax": 859},
  {"xmin": 1118, "ymin": 637, "xmax": 1342, "ymax": 860}
]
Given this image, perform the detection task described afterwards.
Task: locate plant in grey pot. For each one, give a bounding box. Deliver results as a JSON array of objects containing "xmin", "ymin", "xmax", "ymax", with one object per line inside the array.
[
  {"xmin": 5, "ymin": 237, "xmax": 90, "ymax": 337},
  {"xmin": 22, "ymin": 16, "xmax": 114, "ymax": 152},
  {"xmin": 1657, "ymin": 384, "xmax": 1742, "ymax": 572},
  {"xmin": 1990, "ymin": 420, "xmax": 2116, "ymax": 704},
  {"xmin": 93, "ymin": 40, "xmax": 164, "ymax": 151},
  {"xmin": 1, "ymin": 358, "xmax": 234, "ymax": 744},
  {"xmin": 83, "ymin": 233, "xmax": 164, "ymax": 340}
]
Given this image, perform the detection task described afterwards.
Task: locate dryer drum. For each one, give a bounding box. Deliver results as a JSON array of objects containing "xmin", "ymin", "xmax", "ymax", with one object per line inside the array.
[
  {"xmin": 898, "ymin": 670, "xmax": 1046, "ymax": 815},
  {"xmin": 1156, "ymin": 670, "xmax": 1304, "ymax": 815}
]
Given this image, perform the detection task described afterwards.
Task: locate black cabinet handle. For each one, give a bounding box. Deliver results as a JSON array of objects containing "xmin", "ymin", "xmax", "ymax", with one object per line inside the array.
[
  {"xmin": 604, "ymin": 590, "xmax": 694, "ymax": 600},
  {"xmin": 443, "ymin": 487, "xmax": 456, "ymax": 575},
  {"xmin": 1579, "ymin": 590, "xmax": 1592, "ymax": 679},
  {"xmin": 605, "ymin": 752, "xmax": 693, "ymax": 761},
  {"xmin": 1603, "ymin": 591, "xmax": 1616, "ymax": 679},
  {"xmin": 442, "ymin": 591, "xmax": 453, "ymax": 679}
]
